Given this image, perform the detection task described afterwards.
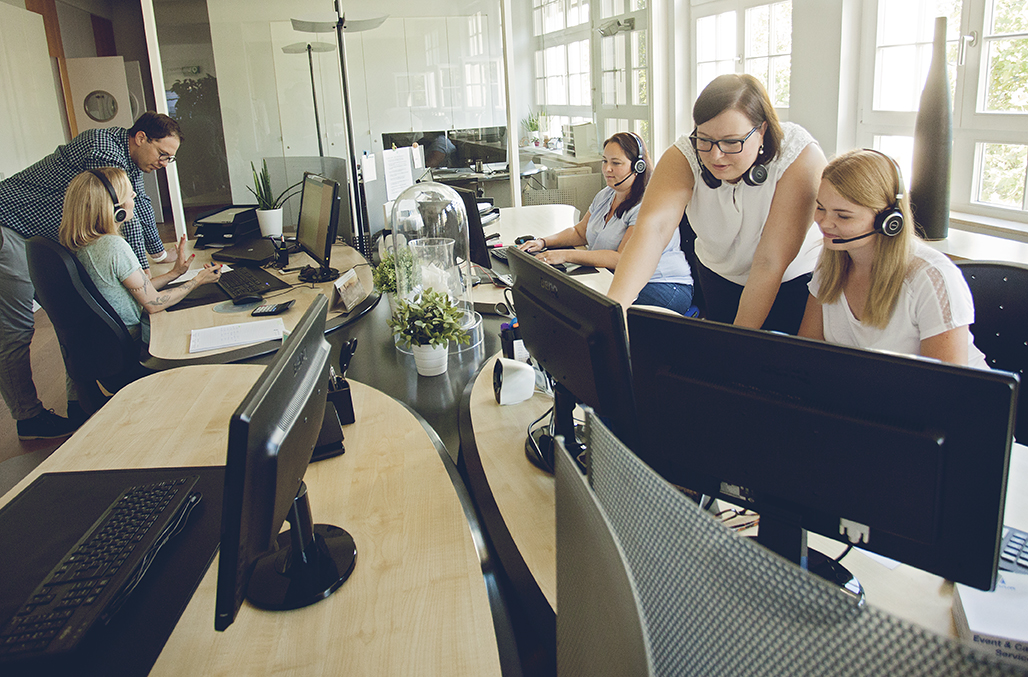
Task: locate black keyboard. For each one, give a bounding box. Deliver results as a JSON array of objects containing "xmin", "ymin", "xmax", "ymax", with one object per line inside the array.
[
  {"xmin": 1000, "ymin": 525, "xmax": 1028, "ymax": 574},
  {"xmin": 217, "ymin": 267, "xmax": 288, "ymax": 300},
  {"xmin": 0, "ymin": 477, "xmax": 201, "ymax": 662},
  {"xmin": 490, "ymin": 248, "xmax": 510, "ymax": 263}
]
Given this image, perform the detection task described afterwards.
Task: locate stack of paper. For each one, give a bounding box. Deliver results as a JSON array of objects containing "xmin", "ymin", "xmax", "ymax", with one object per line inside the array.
[
  {"xmin": 189, "ymin": 318, "xmax": 285, "ymax": 353},
  {"xmin": 952, "ymin": 571, "xmax": 1028, "ymax": 669}
]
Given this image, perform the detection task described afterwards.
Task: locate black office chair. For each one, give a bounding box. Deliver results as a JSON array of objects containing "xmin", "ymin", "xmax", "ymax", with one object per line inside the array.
[
  {"xmin": 25, "ymin": 237, "xmax": 151, "ymax": 416},
  {"xmin": 956, "ymin": 260, "xmax": 1028, "ymax": 444}
]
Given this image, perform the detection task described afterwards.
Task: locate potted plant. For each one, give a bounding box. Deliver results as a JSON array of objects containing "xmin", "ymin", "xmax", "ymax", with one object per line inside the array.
[
  {"xmin": 388, "ymin": 288, "xmax": 469, "ymax": 376},
  {"xmin": 373, "ymin": 248, "xmax": 415, "ymax": 315},
  {"xmin": 521, "ymin": 111, "xmax": 543, "ymax": 146},
  {"xmin": 248, "ymin": 159, "xmax": 300, "ymax": 237}
]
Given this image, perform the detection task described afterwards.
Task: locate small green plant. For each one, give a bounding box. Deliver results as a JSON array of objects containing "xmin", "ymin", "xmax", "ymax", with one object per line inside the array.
[
  {"xmin": 247, "ymin": 159, "xmax": 301, "ymax": 210},
  {"xmin": 373, "ymin": 247, "xmax": 416, "ymax": 295},
  {"xmin": 388, "ymin": 289, "xmax": 469, "ymax": 349}
]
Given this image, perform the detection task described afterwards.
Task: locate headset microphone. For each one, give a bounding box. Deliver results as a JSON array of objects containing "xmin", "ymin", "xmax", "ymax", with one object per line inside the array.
[
  {"xmin": 612, "ymin": 173, "xmax": 633, "ymax": 187},
  {"xmin": 831, "ymin": 231, "xmax": 878, "ymax": 244}
]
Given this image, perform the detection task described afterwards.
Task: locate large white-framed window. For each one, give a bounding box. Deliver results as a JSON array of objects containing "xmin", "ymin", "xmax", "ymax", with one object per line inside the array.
[
  {"xmin": 596, "ymin": 3, "xmax": 650, "ymax": 145},
  {"xmin": 692, "ymin": 0, "xmax": 792, "ymax": 113},
  {"xmin": 859, "ymin": 0, "xmax": 1028, "ymax": 226}
]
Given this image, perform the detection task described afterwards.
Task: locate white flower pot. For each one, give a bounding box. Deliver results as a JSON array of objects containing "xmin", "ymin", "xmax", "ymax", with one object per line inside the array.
[
  {"xmin": 256, "ymin": 208, "xmax": 284, "ymax": 238},
  {"xmin": 412, "ymin": 342, "xmax": 449, "ymax": 377}
]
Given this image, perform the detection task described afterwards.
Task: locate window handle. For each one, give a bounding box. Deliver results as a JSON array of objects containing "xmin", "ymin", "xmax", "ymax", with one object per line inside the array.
[{"xmin": 958, "ymin": 31, "xmax": 978, "ymax": 66}]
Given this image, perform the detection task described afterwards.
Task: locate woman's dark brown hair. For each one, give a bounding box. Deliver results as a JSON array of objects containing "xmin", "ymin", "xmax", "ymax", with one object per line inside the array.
[
  {"xmin": 692, "ymin": 74, "xmax": 783, "ymax": 166},
  {"xmin": 604, "ymin": 132, "xmax": 652, "ymax": 217}
]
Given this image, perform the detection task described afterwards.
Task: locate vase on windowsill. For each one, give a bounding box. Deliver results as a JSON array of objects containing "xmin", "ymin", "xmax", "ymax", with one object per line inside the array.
[{"xmin": 910, "ymin": 15, "xmax": 952, "ymax": 241}]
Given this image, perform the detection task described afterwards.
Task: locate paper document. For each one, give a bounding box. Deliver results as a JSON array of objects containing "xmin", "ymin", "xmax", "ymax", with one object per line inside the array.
[
  {"xmin": 383, "ymin": 147, "xmax": 415, "ymax": 201},
  {"xmin": 176, "ymin": 263, "xmax": 232, "ymax": 283},
  {"xmin": 189, "ymin": 318, "xmax": 285, "ymax": 353}
]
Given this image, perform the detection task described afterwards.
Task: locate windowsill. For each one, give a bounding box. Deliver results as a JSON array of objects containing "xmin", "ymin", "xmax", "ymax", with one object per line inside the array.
[
  {"xmin": 923, "ymin": 212, "xmax": 1028, "ymax": 265},
  {"xmin": 950, "ymin": 212, "xmax": 1028, "ymax": 244}
]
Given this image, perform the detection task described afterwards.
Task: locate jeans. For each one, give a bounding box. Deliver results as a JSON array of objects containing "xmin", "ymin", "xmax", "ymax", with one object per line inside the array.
[
  {"xmin": 634, "ymin": 282, "xmax": 694, "ymax": 316},
  {"xmin": 693, "ymin": 258, "xmax": 811, "ymax": 335}
]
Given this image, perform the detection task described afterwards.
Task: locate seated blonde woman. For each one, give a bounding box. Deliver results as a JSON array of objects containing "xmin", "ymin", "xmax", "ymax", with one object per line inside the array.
[{"xmin": 59, "ymin": 167, "xmax": 222, "ymax": 342}]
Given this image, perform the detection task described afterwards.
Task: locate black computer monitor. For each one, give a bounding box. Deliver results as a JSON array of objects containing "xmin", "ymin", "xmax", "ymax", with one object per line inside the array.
[
  {"xmin": 214, "ymin": 295, "xmax": 356, "ymax": 631},
  {"xmin": 627, "ymin": 307, "xmax": 1018, "ymax": 592},
  {"xmin": 507, "ymin": 248, "xmax": 637, "ymax": 471},
  {"xmin": 452, "ymin": 185, "xmax": 492, "ymax": 272},
  {"xmin": 296, "ymin": 172, "xmax": 341, "ymax": 283}
]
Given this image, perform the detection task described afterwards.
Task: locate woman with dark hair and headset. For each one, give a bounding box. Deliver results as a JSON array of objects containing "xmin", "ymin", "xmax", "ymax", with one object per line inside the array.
[
  {"xmin": 59, "ymin": 168, "xmax": 222, "ymax": 342},
  {"xmin": 607, "ymin": 74, "xmax": 826, "ymax": 333},
  {"xmin": 798, "ymin": 149, "xmax": 987, "ymax": 367},
  {"xmin": 518, "ymin": 132, "xmax": 694, "ymax": 315}
]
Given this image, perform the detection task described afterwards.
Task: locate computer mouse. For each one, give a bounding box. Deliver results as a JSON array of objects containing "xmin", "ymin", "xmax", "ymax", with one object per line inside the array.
[
  {"xmin": 232, "ymin": 294, "xmax": 263, "ymax": 306},
  {"xmin": 514, "ymin": 235, "xmax": 535, "ymax": 246}
]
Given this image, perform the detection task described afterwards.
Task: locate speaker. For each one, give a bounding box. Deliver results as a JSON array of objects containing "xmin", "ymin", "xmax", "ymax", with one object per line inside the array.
[{"xmin": 493, "ymin": 358, "xmax": 535, "ymax": 405}]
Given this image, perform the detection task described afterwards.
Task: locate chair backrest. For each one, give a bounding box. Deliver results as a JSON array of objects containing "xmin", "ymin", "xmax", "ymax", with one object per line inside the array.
[
  {"xmin": 956, "ymin": 260, "xmax": 1028, "ymax": 444},
  {"xmin": 522, "ymin": 188, "xmax": 578, "ymax": 209},
  {"xmin": 555, "ymin": 439, "xmax": 653, "ymax": 677},
  {"xmin": 578, "ymin": 409, "xmax": 1021, "ymax": 677},
  {"xmin": 25, "ymin": 237, "xmax": 138, "ymax": 388}
]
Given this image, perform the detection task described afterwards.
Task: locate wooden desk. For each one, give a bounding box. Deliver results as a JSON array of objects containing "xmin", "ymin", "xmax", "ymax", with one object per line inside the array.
[
  {"xmin": 473, "ymin": 205, "xmax": 613, "ymax": 313},
  {"xmin": 462, "ymin": 353, "xmax": 1028, "ymax": 640},
  {"xmin": 146, "ymin": 241, "xmax": 377, "ymax": 366},
  {"xmin": 0, "ymin": 366, "xmax": 501, "ymax": 676}
]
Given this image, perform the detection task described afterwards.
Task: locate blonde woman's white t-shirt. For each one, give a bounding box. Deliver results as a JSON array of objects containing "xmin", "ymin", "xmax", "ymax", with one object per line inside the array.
[{"xmin": 808, "ymin": 240, "xmax": 988, "ymax": 368}]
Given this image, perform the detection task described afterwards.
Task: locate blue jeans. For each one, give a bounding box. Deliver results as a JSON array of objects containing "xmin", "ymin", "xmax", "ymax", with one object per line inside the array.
[{"xmin": 634, "ymin": 282, "xmax": 694, "ymax": 316}]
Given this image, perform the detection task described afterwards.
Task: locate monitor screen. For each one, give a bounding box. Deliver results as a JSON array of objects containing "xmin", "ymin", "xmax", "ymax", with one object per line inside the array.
[
  {"xmin": 452, "ymin": 185, "xmax": 491, "ymax": 271},
  {"xmin": 296, "ymin": 172, "xmax": 340, "ymax": 273},
  {"xmin": 627, "ymin": 307, "xmax": 1018, "ymax": 591},
  {"xmin": 508, "ymin": 247, "xmax": 636, "ymax": 469},
  {"xmin": 215, "ymin": 295, "xmax": 356, "ymax": 631}
]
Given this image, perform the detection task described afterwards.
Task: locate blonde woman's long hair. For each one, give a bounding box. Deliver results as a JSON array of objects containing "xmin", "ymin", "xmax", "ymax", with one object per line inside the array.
[
  {"xmin": 814, "ymin": 149, "xmax": 915, "ymax": 328},
  {"xmin": 59, "ymin": 168, "xmax": 131, "ymax": 251}
]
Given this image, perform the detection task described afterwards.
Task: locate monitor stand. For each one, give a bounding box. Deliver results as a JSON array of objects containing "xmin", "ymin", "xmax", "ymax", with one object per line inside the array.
[
  {"xmin": 246, "ymin": 482, "xmax": 356, "ymax": 611},
  {"xmin": 298, "ymin": 265, "xmax": 340, "ymax": 283},
  {"xmin": 524, "ymin": 383, "xmax": 585, "ymax": 474}
]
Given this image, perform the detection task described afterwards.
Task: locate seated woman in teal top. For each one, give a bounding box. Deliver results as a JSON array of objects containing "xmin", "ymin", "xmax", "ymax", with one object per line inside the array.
[
  {"xmin": 59, "ymin": 167, "xmax": 222, "ymax": 342},
  {"xmin": 517, "ymin": 132, "xmax": 693, "ymax": 315}
]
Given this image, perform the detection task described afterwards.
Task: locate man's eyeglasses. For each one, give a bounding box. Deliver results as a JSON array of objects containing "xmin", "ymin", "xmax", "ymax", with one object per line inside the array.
[
  {"xmin": 689, "ymin": 125, "xmax": 761, "ymax": 155},
  {"xmin": 146, "ymin": 136, "xmax": 177, "ymax": 164}
]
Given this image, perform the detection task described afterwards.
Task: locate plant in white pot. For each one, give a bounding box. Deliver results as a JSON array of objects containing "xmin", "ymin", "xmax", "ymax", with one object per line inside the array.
[
  {"xmin": 248, "ymin": 159, "xmax": 300, "ymax": 238},
  {"xmin": 388, "ymin": 288, "xmax": 469, "ymax": 376}
]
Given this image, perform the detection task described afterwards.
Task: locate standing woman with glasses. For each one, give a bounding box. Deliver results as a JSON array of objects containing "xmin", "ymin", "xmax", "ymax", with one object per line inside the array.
[{"xmin": 607, "ymin": 74, "xmax": 826, "ymax": 333}]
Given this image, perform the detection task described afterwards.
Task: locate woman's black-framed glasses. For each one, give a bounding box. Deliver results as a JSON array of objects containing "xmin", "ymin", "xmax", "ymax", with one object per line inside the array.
[{"xmin": 690, "ymin": 125, "xmax": 761, "ymax": 154}]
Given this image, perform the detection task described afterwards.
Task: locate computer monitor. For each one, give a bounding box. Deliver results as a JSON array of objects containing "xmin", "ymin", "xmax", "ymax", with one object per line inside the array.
[
  {"xmin": 214, "ymin": 295, "xmax": 356, "ymax": 631},
  {"xmin": 507, "ymin": 248, "xmax": 637, "ymax": 471},
  {"xmin": 296, "ymin": 172, "xmax": 341, "ymax": 283},
  {"xmin": 627, "ymin": 307, "xmax": 1018, "ymax": 592},
  {"xmin": 452, "ymin": 185, "xmax": 492, "ymax": 272}
]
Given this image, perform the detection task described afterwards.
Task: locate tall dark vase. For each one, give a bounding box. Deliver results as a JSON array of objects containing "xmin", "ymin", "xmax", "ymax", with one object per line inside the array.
[{"xmin": 910, "ymin": 16, "xmax": 952, "ymax": 240}]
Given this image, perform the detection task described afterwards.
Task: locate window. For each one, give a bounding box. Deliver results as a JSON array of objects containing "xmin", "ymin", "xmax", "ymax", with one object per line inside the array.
[
  {"xmin": 861, "ymin": 0, "xmax": 1028, "ymax": 224},
  {"xmin": 693, "ymin": 1, "xmax": 792, "ymax": 109}
]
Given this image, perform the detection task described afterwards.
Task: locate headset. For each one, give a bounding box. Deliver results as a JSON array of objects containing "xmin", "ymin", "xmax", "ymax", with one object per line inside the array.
[
  {"xmin": 830, "ymin": 149, "xmax": 905, "ymax": 244},
  {"xmin": 694, "ymin": 124, "xmax": 768, "ymax": 189},
  {"xmin": 88, "ymin": 169, "xmax": 128, "ymax": 223},
  {"xmin": 627, "ymin": 132, "xmax": 646, "ymax": 175}
]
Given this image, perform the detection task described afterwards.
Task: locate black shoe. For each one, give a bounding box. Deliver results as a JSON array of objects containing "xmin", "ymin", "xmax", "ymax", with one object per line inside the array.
[
  {"xmin": 66, "ymin": 400, "xmax": 89, "ymax": 428},
  {"xmin": 16, "ymin": 409, "xmax": 77, "ymax": 440}
]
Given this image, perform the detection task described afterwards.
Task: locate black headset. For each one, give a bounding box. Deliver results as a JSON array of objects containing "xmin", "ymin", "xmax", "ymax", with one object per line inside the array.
[
  {"xmin": 866, "ymin": 149, "xmax": 905, "ymax": 237},
  {"xmin": 695, "ymin": 125, "xmax": 768, "ymax": 189},
  {"xmin": 627, "ymin": 132, "xmax": 646, "ymax": 175},
  {"xmin": 88, "ymin": 169, "xmax": 128, "ymax": 223}
]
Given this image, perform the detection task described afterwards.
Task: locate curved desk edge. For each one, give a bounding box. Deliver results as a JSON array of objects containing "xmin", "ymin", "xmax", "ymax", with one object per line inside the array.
[
  {"xmin": 141, "ymin": 291, "xmax": 380, "ymax": 370},
  {"xmin": 458, "ymin": 357, "xmax": 556, "ymax": 666}
]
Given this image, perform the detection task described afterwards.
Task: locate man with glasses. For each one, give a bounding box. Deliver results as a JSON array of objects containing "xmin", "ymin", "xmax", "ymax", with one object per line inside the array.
[{"xmin": 0, "ymin": 111, "xmax": 182, "ymax": 439}]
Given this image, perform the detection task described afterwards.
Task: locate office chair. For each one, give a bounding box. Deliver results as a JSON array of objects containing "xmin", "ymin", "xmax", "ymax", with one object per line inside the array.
[
  {"xmin": 560, "ymin": 409, "xmax": 1021, "ymax": 677},
  {"xmin": 522, "ymin": 187, "xmax": 578, "ymax": 210},
  {"xmin": 956, "ymin": 260, "xmax": 1028, "ymax": 444},
  {"xmin": 26, "ymin": 237, "xmax": 151, "ymax": 416}
]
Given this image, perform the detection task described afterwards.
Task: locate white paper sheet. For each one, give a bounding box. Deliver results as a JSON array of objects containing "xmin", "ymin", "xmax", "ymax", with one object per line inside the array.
[
  {"xmin": 383, "ymin": 147, "xmax": 415, "ymax": 201},
  {"xmin": 189, "ymin": 318, "xmax": 285, "ymax": 353}
]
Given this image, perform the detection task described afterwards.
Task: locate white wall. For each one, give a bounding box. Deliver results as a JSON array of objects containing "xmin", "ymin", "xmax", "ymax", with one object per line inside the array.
[{"xmin": 0, "ymin": 4, "xmax": 66, "ymax": 179}]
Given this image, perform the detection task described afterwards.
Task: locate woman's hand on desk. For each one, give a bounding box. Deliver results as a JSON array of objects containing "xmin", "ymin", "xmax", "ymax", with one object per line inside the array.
[
  {"xmin": 517, "ymin": 238, "xmax": 546, "ymax": 253},
  {"xmin": 192, "ymin": 263, "xmax": 222, "ymax": 286}
]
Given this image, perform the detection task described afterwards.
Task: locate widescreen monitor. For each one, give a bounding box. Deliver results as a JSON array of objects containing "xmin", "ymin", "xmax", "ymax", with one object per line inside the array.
[
  {"xmin": 627, "ymin": 307, "xmax": 1018, "ymax": 592},
  {"xmin": 296, "ymin": 172, "xmax": 341, "ymax": 282},
  {"xmin": 508, "ymin": 247, "xmax": 637, "ymax": 471},
  {"xmin": 215, "ymin": 295, "xmax": 356, "ymax": 631}
]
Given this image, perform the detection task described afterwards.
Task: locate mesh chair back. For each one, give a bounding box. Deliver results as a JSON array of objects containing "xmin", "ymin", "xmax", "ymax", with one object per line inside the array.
[
  {"xmin": 581, "ymin": 410, "xmax": 1023, "ymax": 677},
  {"xmin": 956, "ymin": 260, "xmax": 1028, "ymax": 443},
  {"xmin": 522, "ymin": 188, "xmax": 578, "ymax": 208}
]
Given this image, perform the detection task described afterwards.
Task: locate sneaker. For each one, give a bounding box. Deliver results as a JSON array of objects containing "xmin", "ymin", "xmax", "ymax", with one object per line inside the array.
[
  {"xmin": 66, "ymin": 400, "xmax": 89, "ymax": 428},
  {"xmin": 16, "ymin": 409, "xmax": 77, "ymax": 440}
]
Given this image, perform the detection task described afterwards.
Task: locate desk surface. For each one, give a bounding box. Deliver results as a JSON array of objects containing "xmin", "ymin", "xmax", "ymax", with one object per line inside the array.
[
  {"xmin": 0, "ymin": 365, "xmax": 501, "ymax": 676},
  {"xmin": 146, "ymin": 241, "xmax": 376, "ymax": 365},
  {"xmin": 463, "ymin": 354, "xmax": 1028, "ymax": 640}
]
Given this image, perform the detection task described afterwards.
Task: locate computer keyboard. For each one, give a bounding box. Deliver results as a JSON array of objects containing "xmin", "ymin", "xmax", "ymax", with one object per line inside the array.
[
  {"xmin": 0, "ymin": 477, "xmax": 201, "ymax": 662},
  {"xmin": 217, "ymin": 267, "xmax": 287, "ymax": 300},
  {"xmin": 1000, "ymin": 525, "xmax": 1028, "ymax": 574},
  {"xmin": 490, "ymin": 248, "xmax": 510, "ymax": 263}
]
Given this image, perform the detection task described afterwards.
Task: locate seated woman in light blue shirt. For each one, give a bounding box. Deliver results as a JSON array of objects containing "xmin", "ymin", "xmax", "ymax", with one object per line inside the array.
[
  {"xmin": 517, "ymin": 132, "xmax": 693, "ymax": 315},
  {"xmin": 58, "ymin": 168, "xmax": 222, "ymax": 342}
]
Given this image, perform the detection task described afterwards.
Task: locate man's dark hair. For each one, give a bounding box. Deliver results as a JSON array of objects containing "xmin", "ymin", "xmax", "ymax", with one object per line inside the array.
[{"xmin": 128, "ymin": 112, "xmax": 184, "ymax": 142}]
